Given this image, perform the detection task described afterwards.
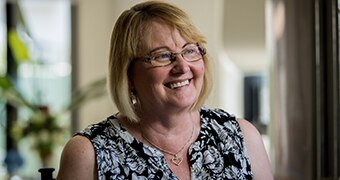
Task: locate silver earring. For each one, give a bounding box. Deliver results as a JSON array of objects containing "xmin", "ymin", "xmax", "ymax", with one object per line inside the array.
[{"xmin": 130, "ymin": 91, "xmax": 137, "ymax": 105}]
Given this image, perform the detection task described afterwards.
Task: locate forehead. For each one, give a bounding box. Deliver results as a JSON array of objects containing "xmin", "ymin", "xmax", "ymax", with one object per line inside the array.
[{"xmin": 139, "ymin": 19, "xmax": 186, "ymax": 52}]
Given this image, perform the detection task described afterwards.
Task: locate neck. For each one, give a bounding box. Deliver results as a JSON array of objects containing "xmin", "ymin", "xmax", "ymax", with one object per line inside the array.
[
  {"xmin": 139, "ymin": 109, "xmax": 199, "ymax": 129},
  {"xmin": 138, "ymin": 110, "xmax": 199, "ymax": 148},
  {"xmin": 139, "ymin": 112, "xmax": 198, "ymax": 167}
]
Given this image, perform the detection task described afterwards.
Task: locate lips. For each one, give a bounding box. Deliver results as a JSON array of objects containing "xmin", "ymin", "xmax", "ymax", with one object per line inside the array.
[{"xmin": 168, "ymin": 79, "xmax": 190, "ymax": 89}]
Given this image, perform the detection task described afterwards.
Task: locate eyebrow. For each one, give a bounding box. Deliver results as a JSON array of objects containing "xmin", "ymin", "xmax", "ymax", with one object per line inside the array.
[{"xmin": 148, "ymin": 42, "xmax": 191, "ymax": 54}]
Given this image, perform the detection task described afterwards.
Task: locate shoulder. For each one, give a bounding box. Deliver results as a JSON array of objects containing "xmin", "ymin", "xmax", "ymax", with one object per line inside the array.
[
  {"xmin": 200, "ymin": 107, "xmax": 240, "ymax": 132},
  {"xmin": 236, "ymin": 119, "xmax": 260, "ymax": 138},
  {"xmin": 200, "ymin": 107, "xmax": 235, "ymax": 121},
  {"xmin": 76, "ymin": 115, "xmax": 118, "ymax": 139},
  {"xmin": 236, "ymin": 118, "xmax": 273, "ymax": 180},
  {"xmin": 57, "ymin": 135, "xmax": 97, "ymax": 180}
]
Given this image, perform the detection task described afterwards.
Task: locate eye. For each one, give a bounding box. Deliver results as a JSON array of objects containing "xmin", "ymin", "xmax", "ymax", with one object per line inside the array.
[
  {"xmin": 153, "ymin": 52, "xmax": 172, "ymax": 61},
  {"xmin": 183, "ymin": 46, "xmax": 198, "ymax": 56}
]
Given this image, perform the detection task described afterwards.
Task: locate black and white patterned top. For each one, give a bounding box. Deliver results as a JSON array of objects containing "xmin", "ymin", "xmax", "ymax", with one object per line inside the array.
[{"xmin": 77, "ymin": 107, "xmax": 253, "ymax": 180}]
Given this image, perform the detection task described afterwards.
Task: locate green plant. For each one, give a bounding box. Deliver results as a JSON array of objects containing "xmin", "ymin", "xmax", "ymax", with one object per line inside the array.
[
  {"xmin": 0, "ymin": 75, "xmax": 106, "ymax": 166},
  {"xmin": 0, "ymin": 0, "xmax": 107, "ymax": 167}
]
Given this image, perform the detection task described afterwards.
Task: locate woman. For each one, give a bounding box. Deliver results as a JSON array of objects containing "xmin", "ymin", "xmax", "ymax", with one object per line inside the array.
[{"xmin": 57, "ymin": 1, "xmax": 273, "ymax": 179}]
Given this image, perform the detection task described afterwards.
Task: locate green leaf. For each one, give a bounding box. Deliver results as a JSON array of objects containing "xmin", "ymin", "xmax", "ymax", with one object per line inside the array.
[
  {"xmin": 0, "ymin": 76, "xmax": 11, "ymax": 90},
  {"xmin": 8, "ymin": 29, "xmax": 30, "ymax": 63},
  {"xmin": 0, "ymin": 75, "xmax": 36, "ymax": 111}
]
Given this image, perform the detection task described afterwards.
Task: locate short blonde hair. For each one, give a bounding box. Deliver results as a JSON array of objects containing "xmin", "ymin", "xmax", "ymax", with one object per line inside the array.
[{"xmin": 108, "ymin": 1, "xmax": 212, "ymax": 122}]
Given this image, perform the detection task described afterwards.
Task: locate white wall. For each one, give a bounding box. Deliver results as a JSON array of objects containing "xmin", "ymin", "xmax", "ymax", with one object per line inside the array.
[
  {"xmin": 75, "ymin": 0, "xmax": 260, "ymax": 129},
  {"xmin": 76, "ymin": 0, "xmax": 116, "ymax": 130}
]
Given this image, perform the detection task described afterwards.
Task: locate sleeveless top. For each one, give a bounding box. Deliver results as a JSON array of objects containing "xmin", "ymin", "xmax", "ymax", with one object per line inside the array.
[{"xmin": 77, "ymin": 107, "xmax": 253, "ymax": 180}]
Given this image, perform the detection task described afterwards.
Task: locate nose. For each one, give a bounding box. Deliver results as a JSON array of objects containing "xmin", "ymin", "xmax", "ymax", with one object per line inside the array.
[{"xmin": 171, "ymin": 54, "xmax": 190, "ymax": 74}]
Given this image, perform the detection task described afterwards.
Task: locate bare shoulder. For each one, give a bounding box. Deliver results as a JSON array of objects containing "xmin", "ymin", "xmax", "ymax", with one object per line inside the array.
[
  {"xmin": 57, "ymin": 135, "xmax": 97, "ymax": 180},
  {"xmin": 236, "ymin": 118, "xmax": 273, "ymax": 180},
  {"xmin": 236, "ymin": 119, "xmax": 262, "ymax": 141}
]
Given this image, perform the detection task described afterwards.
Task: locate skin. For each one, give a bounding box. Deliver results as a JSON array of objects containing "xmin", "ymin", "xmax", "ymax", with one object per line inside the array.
[
  {"xmin": 57, "ymin": 136, "xmax": 97, "ymax": 180},
  {"xmin": 129, "ymin": 19, "xmax": 205, "ymax": 124},
  {"xmin": 57, "ymin": 19, "xmax": 273, "ymax": 179}
]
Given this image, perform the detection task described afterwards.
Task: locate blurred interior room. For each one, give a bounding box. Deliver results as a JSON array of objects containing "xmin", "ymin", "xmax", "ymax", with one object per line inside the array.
[{"xmin": 0, "ymin": 0, "xmax": 339, "ymax": 179}]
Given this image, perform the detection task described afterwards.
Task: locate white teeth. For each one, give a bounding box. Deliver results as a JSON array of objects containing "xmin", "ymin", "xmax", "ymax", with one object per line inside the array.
[{"xmin": 169, "ymin": 80, "xmax": 189, "ymax": 89}]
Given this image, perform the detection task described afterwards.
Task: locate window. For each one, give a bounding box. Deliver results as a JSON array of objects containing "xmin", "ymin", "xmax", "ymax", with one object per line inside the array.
[{"xmin": 1, "ymin": 0, "xmax": 72, "ymax": 178}]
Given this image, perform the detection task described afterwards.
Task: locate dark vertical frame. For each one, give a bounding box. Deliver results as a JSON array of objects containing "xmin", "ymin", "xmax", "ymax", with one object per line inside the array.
[
  {"xmin": 70, "ymin": 3, "xmax": 79, "ymax": 133},
  {"xmin": 5, "ymin": 0, "xmax": 17, "ymax": 157},
  {"xmin": 4, "ymin": 1, "xmax": 20, "ymax": 175},
  {"xmin": 316, "ymin": 0, "xmax": 340, "ymax": 178}
]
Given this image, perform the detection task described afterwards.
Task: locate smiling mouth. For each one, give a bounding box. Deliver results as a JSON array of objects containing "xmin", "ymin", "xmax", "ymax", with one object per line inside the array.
[{"xmin": 168, "ymin": 79, "xmax": 190, "ymax": 89}]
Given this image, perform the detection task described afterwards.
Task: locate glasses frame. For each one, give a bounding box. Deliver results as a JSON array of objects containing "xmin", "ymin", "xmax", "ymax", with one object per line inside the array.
[{"xmin": 133, "ymin": 43, "xmax": 206, "ymax": 67}]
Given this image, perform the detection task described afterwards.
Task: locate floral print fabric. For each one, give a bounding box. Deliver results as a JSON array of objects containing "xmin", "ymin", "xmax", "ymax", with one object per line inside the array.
[{"xmin": 77, "ymin": 107, "xmax": 253, "ymax": 179}]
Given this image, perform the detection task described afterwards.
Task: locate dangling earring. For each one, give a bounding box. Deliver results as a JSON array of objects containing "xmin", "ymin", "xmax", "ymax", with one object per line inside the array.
[{"xmin": 130, "ymin": 91, "xmax": 137, "ymax": 105}]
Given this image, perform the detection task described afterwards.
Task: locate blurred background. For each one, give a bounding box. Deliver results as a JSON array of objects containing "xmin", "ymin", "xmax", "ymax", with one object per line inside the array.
[{"xmin": 0, "ymin": 0, "xmax": 339, "ymax": 179}]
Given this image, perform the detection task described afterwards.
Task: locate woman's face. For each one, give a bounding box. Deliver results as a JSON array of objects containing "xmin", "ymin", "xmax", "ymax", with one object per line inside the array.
[{"xmin": 129, "ymin": 19, "xmax": 205, "ymax": 114}]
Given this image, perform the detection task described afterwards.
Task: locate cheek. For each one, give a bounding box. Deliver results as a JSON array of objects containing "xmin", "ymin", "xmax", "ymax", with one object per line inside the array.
[
  {"xmin": 131, "ymin": 74, "xmax": 149, "ymax": 91},
  {"xmin": 129, "ymin": 65, "xmax": 146, "ymax": 89},
  {"xmin": 200, "ymin": 65, "xmax": 205, "ymax": 74},
  {"xmin": 130, "ymin": 66, "xmax": 166, "ymax": 90},
  {"xmin": 195, "ymin": 62, "xmax": 205, "ymax": 77}
]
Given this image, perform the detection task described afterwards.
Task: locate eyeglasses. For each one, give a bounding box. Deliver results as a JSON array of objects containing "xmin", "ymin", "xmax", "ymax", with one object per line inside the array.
[{"xmin": 134, "ymin": 43, "xmax": 206, "ymax": 67}]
